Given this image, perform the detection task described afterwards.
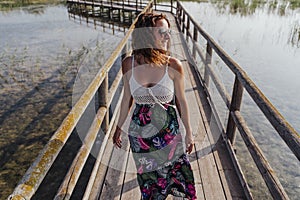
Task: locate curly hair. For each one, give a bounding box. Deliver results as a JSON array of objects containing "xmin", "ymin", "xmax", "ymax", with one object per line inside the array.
[{"xmin": 132, "ymin": 12, "xmax": 170, "ymax": 66}]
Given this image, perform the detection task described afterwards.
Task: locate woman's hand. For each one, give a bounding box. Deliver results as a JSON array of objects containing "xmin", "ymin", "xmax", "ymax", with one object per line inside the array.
[
  {"xmin": 113, "ymin": 126, "xmax": 122, "ymax": 148},
  {"xmin": 185, "ymin": 134, "xmax": 194, "ymax": 154}
]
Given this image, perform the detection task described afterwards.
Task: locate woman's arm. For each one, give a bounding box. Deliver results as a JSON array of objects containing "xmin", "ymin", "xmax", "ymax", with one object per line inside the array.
[
  {"xmin": 169, "ymin": 58, "xmax": 194, "ymax": 154},
  {"xmin": 113, "ymin": 57, "xmax": 133, "ymax": 148}
]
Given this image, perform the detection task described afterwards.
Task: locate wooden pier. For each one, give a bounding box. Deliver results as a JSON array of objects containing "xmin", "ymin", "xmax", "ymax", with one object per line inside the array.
[
  {"xmin": 66, "ymin": 0, "xmax": 149, "ymax": 24},
  {"xmin": 8, "ymin": 0, "xmax": 300, "ymax": 200}
]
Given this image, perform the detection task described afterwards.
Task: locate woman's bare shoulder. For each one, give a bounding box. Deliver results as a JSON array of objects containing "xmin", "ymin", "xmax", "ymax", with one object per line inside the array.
[
  {"xmin": 122, "ymin": 56, "xmax": 133, "ymax": 74},
  {"xmin": 168, "ymin": 57, "xmax": 184, "ymax": 75}
]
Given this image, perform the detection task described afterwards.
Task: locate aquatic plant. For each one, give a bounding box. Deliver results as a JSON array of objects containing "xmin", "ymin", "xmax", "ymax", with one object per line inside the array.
[
  {"xmin": 208, "ymin": 0, "xmax": 300, "ymax": 16},
  {"xmin": 0, "ymin": 0, "xmax": 65, "ymax": 11},
  {"xmin": 289, "ymin": 23, "xmax": 300, "ymax": 48}
]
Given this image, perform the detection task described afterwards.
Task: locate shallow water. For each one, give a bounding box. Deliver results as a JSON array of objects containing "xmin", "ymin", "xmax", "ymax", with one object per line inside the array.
[{"xmin": 0, "ymin": 0, "xmax": 299, "ymax": 199}]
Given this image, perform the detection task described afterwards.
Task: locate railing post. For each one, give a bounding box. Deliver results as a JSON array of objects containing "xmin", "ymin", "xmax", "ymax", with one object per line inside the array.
[
  {"xmin": 192, "ymin": 26, "xmax": 198, "ymax": 59},
  {"xmin": 186, "ymin": 16, "xmax": 190, "ymax": 42},
  {"xmin": 226, "ymin": 77, "xmax": 244, "ymax": 144},
  {"xmin": 182, "ymin": 12, "xmax": 185, "ymax": 33},
  {"xmin": 176, "ymin": 5, "xmax": 180, "ymax": 24},
  {"xmin": 204, "ymin": 43, "xmax": 212, "ymax": 86},
  {"xmin": 98, "ymin": 74, "xmax": 109, "ymax": 133},
  {"xmin": 178, "ymin": 5, "xmax": 182, "ymax": 26},
  {"xmin": 170, "ymin": 0, "xmax": 173, "ymax": 14}
]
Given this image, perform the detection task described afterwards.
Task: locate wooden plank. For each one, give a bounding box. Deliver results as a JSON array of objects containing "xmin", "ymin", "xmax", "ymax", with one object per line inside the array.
[
  {"xmin": 99, "ymin": 133, "xmax": 130, "ymax": 200},
  {"xmin": 183, "ymin": 62, "xmax": 206, "ymax": 200},
  {"xmin": 88, "ymin": 138, "xmax": 115, "ymax": 200},
  {"xmin": 232, "ymin": 111, "xmax": 289, "ymax": 199},
  {"xmin": 120, "ymin": 151, "xmax": 141, "ymax": 199},
  {"xmin": 213, "ymin": 139, "xmax": 247, "ymax": 199},
  {"xmin": 67, "ymin": 0, "xmax": 145, "ymax": 12},
  {"xmin": 171, "ymin": 18, "xmax": 226, "ymax": 200},
  {"xmin": 167, "ymin": 12, "xmax": 206, "ymax": 200}
]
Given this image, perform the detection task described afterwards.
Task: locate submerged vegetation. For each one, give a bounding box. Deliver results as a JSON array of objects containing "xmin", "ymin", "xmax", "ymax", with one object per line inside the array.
[
  {"xmin": 290, "ymin": 23, "xmax": 300, "ymax": 48},
  {"xmin": 0, "ymin": 0, "xmax": 64, "ymax": 10},
  {"xmin": 211, "ymin": 0, "xmax": 300, "ymax": 15}
]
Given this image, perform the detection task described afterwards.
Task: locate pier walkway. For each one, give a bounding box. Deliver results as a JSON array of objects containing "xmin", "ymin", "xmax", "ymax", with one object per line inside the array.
[{"xmin": 8, "ymin": 1, "xmax": 300, "ymax": 200}]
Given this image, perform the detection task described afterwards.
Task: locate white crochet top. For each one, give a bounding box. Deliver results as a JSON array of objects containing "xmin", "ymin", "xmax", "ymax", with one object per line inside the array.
[{"xmin": 129, "ymin": 56, "xmax": 174, "ymax": 109}]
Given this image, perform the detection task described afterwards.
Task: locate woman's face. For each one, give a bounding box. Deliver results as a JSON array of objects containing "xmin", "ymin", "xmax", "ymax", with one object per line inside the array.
[{"xmin": 153, "ymin": 19, "xmax": 171, "ymax": 51}]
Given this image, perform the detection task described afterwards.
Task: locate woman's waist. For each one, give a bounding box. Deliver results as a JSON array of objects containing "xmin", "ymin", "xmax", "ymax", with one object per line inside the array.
[{"xmin": 133, "ymin": 94, "xmax": 174, "ymax": 104}]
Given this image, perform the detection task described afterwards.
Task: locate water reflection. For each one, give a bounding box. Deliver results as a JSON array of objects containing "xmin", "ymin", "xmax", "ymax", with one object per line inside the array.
[
  {"xmin": 289, "ymin": 22, "xmax": 300, "ymax": 47},
  {"xmin": 67, "ymin": 3, "xmax": 133, "ymax": 35},
  {"xmin": 22, "ymin": 5, "xmax": 45, "ymax": 14}
]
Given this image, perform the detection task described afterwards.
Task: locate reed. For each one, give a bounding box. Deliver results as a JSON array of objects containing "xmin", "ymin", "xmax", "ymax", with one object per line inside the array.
[{"xmin": 0, "ymin": 0, "xmax": 64, "ymax": 10}]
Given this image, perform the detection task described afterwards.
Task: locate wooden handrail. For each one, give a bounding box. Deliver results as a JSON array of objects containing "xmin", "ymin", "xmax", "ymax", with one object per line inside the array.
[
  {"xmin": 175, "ymin": 0, "xmax": 299, "ymax": 199},
  {"xmin": 8, "ymin": 1, "xmax": 154, "ymax": 199},
  {"xmin": 232, "ymin": 111, "xmax": 290, "ymax": 199}
]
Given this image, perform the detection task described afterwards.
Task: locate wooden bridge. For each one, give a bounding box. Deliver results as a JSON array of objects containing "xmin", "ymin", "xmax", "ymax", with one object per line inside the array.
[{"xmin": 8, "ymin": 0, "xmax": 300, "ymax": 200}]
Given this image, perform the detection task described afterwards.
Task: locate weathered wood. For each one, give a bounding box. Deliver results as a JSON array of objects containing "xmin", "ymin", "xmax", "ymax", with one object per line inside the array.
[
  {"xmin": 182, "ymin": 12, "xmax": 185, "ymax": 33},
  {"xmin": 88, "ymin": 136, "xmax": 115, "ymax": 200},
  {"xmin": 192, "ymin": 26, "xmax": 198, "ymax": 59},
  {"xmin": 187, "ymin": 64, "xmax": 252, "ymax": 200},
  {"xmin": 67, "ymin": 0, "xmax": 147, "ymax": 12},
  {"xmin": 186, "ymin": 16, "xmax": 190, "ymax": 42},
  {"xmin": 8, "ymin": 52, "xmax": 108, "ymax": 199},
  {"xmin": 119, "ymin": 151, "xmax": 141, "ymax": 199},
  {"xmin": 232, "ymin": 111, "xmax": 290, "ymax": 200},
  {"xmin": 204, "ymin": 43, "xmax": 212, "ymax": 86},
  {"xmin": 98, "ymin": 133, "xmax": 130, "ymax": 200},
  {"xmin": 83, "ymin": 84, "xmax": 124, "ymax": 199},
  {"xmin": 206, "ymin": 63, "xmax": 231, "ymax": 108},
  {"xmin": 226, "ymin": 77, "xmax": 244, "ymax": 144},
  {"xmin": 182, "ymin": 60, "xmax": 206, "ymax": 200},
  {"xmin": 98, "ymin": 74, "xmax": 109, "ymax": 133},
  {"xmin": 179, "ymin": 11, "xmax": 251, "ymax": 198},
  {"xmin": 54, "ymin": 107, "xmax": 107, "ymax": 200},
  {"xmin": 178, "ymin": 19, "xmax": 246, "ymax": 199}
]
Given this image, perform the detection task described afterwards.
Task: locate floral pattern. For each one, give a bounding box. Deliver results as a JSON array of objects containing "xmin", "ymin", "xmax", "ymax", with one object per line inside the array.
[{"xmin": 128, "ymin": 103, "xmax": 196, "ymax": 200}]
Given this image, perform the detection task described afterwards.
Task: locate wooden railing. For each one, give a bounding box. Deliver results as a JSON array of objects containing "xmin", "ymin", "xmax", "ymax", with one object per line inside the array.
[
  {"xmin": 7, "ymin": 1, "xmax": 154, "ymax": 200},
  {"xmin": 174, "ymin": 0, "xmax": 300, "ymax": 199},
  {"xmin": 67, "ymin": 0, "xmax": 150, "ymax": 12}
]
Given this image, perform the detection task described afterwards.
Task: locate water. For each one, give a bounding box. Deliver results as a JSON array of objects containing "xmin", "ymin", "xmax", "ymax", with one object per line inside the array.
[
  {"xmin": 182, "ymin": 0, "xmax": 300, "ymax": 132},
  {"xmin": 0, "ymin": 0, "xmax": 299, "ymax": 199}
]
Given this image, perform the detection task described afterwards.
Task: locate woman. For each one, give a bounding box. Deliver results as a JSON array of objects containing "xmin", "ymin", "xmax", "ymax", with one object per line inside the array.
[{"xmin": 113, "ymin": 12, "xmax": 196, "ymax": 200}]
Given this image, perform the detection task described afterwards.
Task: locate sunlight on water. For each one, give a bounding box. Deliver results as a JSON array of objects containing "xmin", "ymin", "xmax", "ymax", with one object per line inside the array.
[{"xmin": 182, "ymin": 1, "xmax": 300, "ymax": 133}]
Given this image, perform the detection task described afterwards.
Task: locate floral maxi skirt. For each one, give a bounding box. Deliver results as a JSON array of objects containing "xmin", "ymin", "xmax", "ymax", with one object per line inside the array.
[{"xmin": 128, "ymin": 103, "xmax": 196, "ymax": 200}]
